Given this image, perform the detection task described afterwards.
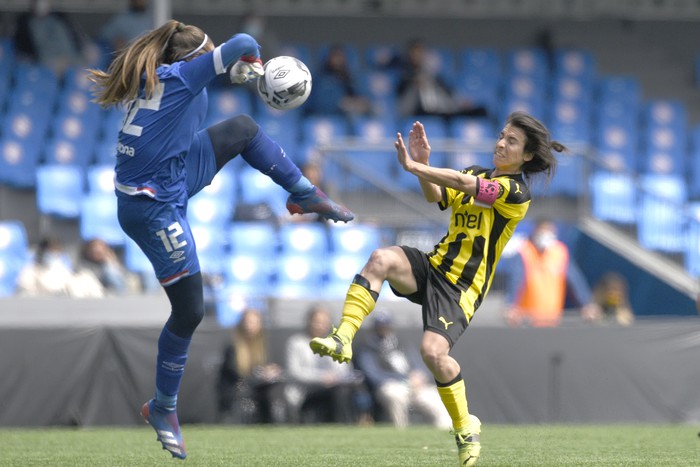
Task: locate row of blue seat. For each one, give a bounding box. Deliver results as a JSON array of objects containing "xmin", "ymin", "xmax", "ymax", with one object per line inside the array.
[{"xmin": 0, "ymin": 217, "xmax": 387, "ymax": 298}]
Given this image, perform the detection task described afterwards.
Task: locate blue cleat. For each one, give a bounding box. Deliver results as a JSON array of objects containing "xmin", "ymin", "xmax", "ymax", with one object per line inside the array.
[
  {"xmin": 286, "ymin": 186, "xmax": 355, "ymax": 223},
  {"xmin": 141, "ymin": 399, "xmax": 187, "ymax": 460}
]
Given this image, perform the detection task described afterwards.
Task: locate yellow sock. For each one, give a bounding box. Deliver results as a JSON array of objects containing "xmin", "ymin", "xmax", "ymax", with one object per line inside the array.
[
  {"xmin": 335, "ymin": 282, "xmax": 376, "ymax": 343},
  {"xmin": 436, "ymin": 375, "xmax": 469, "ymax": 431}
]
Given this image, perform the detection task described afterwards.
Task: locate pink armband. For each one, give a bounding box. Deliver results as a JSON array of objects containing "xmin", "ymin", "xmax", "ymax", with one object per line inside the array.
[{"xmin": 475, "ymin": 179, "xmax": 500, "ymax": 205}]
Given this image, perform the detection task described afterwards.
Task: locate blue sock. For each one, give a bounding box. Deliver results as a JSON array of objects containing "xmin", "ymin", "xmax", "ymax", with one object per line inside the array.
[
  {"xmin": 154, "ymin": 326, "xmax": 191, "ymax": 412},
  {"xmin": 241, "ymin": 128, "xmax": 307, "ymax": 192}
]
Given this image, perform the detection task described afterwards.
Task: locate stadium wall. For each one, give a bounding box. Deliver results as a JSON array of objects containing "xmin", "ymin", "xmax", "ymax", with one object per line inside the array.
[{"xmin": 1, "ymin": 309, "xmax": 699, "ymax": 427}]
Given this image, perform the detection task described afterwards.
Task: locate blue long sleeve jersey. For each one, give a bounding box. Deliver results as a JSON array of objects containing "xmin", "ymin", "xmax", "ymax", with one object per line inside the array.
[{"xmin": 113, "ymin": 33, "xmax": 259, "ymax": 202}]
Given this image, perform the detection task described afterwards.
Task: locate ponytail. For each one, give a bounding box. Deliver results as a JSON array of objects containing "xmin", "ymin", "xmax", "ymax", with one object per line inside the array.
[{"xmin": 88, "ymin": 20, "xmax": 210, "ymax": 108}]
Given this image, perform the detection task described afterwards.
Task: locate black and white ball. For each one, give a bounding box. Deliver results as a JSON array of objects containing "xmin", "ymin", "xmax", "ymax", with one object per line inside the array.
[{"xmin": 257, "ymin": 56, "xmax": 312, "ymax": 111}]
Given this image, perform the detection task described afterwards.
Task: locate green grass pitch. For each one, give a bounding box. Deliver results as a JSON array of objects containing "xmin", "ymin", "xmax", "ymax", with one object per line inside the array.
[{"xmin": 1, "ymin": 424, "xmax": 698, "ymax": 466}]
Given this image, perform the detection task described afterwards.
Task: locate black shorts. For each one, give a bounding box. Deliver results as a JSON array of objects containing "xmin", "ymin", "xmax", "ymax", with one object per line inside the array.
[{"xmin": 389, "ymin": 246, "xmax": 469, "ymax": 348}]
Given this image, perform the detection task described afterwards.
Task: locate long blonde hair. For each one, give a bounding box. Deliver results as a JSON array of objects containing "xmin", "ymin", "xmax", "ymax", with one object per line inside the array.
[
  {"xmin": 231, "ymin": 308, "xmax": 268, "ymax": 377},
  {"xmin": 87, "ymin": 20, "xmax": 213, "ymax": 108}
]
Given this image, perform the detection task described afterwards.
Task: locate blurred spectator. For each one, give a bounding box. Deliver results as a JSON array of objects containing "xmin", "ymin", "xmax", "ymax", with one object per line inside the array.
[
  {"xmin": 16, "ymin": 237, "xmax": 104, "ymax": 298},
  {"xmin": 238, "ymin": 9, "xmax": 281, "ymax": 58},
  {"xmin": 354, "ymin": 310, "xmax": 451, "ymax": 428},
  {"xmin": 285, "ymin": 304, "xmax": 372, "ymax": 424},
  {"xmin": 78, "ymin": 238, "xmax": 131, "ymax": 295},
  {"xmin": 583, "ymin": 272, "xmax": 635, "ymax": 326},
  {"xmin": 100, "ymin": 0, "xmax": 152, "ymax": 56},
  {"xmin": 392, "ymin": 38, "xmax": 487, "ymax": 121},
  {"xmin": 504, "ymin": 219, "xmax": 600, "ymax": 327},
  {"xmin": 217, "ymin": 308, "xmax": 287, "ymax": 424},
  {"xmin": 13, "ymin": 0, "xmax": 94, "ymax": 77},
  {"xmin": 306, "ymin": 44, "xmax": 373, "ymax": 121}
]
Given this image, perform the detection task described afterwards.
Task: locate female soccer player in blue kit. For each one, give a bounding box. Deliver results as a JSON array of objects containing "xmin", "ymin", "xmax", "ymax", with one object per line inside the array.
[{"xmin": 88, "ymin": 20, "xmax": 354, "ymax": 459}]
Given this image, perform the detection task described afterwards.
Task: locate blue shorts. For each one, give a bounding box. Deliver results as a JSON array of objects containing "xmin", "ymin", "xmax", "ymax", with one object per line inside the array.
[{"xmin": 117, "ymin": 130, "xmax": 217, "ymax": 286}]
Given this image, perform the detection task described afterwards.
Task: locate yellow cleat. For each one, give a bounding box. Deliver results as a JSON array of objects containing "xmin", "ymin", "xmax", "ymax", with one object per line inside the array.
[
  {"xmin": 453, "ymin": 414, "xmax": 481, "ymax": 466},
  {"xmin": 309, "ymin": 331, "xmax": 353, "ymax": 363}
]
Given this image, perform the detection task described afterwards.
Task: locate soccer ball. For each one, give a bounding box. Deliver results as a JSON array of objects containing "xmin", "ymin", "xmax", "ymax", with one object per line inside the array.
[{"xmin": 257, "ymin": 56, "xmax": 312, "ymax": 111}]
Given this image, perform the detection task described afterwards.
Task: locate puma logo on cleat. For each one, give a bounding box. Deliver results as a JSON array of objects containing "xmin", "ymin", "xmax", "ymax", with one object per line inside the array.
[{"xmin": 439, "ymin": 316, "xmax": 454, "ymax": 330}]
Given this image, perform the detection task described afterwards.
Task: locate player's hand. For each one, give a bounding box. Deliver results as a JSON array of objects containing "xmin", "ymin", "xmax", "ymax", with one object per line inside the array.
[
  {"xmin": 407, "ymin": 121, "xmax": 431, "ymax": 164},
  {"xmin": 229, "ymin": 56, "xmax": 264, "ymax": 84},
  {"xmin": 394, "ymin": 132, "xmax": 414, "ymax": 172}
]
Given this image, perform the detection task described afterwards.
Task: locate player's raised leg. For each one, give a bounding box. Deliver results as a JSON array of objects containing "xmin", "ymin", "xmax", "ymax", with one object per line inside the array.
[{"xmin": 204, "ymin": 115, "xmax": 354, "ymax": 222}]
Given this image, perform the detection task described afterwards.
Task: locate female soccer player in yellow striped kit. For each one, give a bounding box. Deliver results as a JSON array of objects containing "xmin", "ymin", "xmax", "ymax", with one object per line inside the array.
[{"xmin": 311, "ymin": 112, "xmax": 564, "ymax": 466}]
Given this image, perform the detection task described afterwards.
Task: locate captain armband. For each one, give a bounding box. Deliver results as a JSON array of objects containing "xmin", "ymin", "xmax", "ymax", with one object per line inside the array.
[{"xmin": 474, "ymin": 178, "xmax": 500, "ymax": 206}]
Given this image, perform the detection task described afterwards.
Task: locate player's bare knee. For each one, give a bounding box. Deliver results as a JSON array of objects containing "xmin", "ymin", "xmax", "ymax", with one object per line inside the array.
[{"xmin": 363, "ymin": 248, "xmax": 394, "ymax": 276}]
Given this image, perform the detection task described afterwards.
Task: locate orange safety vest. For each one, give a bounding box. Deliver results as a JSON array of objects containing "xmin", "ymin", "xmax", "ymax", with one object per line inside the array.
[{"xmin": 515, "ymin": 240, "xmax": 569, "ymax": 327}]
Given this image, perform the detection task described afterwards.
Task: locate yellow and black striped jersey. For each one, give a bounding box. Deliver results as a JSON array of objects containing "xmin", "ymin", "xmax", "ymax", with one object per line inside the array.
[{"xmin": 428, "ymin": 165, "xmax": 530, "ymax": 316}]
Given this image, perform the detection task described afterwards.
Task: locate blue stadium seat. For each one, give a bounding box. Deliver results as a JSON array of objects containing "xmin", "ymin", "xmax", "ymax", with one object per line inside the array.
[
  {"xmin": 637, "ymin": 173, "xmax": 688, "ymax": 253},
  {"xmin": 56, "ymin": 87, "xmax": 101, "ymax": 122},
  {"xmin": 595, "ymin": 75, "xmax": 642, "ymax": 113},
  {"xmin": 329, "ymin": 149, "xmax": 396, "ymax": 193},
  {"xmin": 2, "ymin": 107, "xmax": 51, "ymax": 143},
  {"xmin": 36, "ymin": 164, "xmax": 85, "ymax": 219},
  {"xmin": 279, "ymin": 223, "xmax": 329, "ymax": 255},
  {"xmin": 221, "ymin": 250, "xmax": 276, "ymax": 296},
  {"xmin": 275, "ymin": 252, "xmax": 326, "ymax": 298},
  {"xmin": 504, "ymin": 47, "xmax": 549, "ymax": 81},
  {"xmin": 640, "ymin": 125, "xmax": 687, "ymax": 175},
  {"xmin": 454, "ymin": 71, "xmax": 501, "ymax": 115},
  {"xmin": 44, "ymin": 138, "xmax": 95, "ymax": 167},
  {"xmin": 191, "ymin": 224, "xmax": 227, "ymax": 275},
  {"xmin": 357, "ymin": 70, "xmax": 399, "ymax": 120},
  {"xmin": 0, "ymin": 219, "xmax": 29, "ymax": 295},
  {"xmin": 553, "ymin": 48, "xmax": 596, "ymax": 81},
  {"xmin": 684, "ymin": 202, "xmax": 700, "ymax": 276},
  {"xmin": 329, "ymin": 223, "xmax": 382, "ymax": 256},
  {"xmin": 551, "ymin": 75, "xmax": 594, "ymax": 104},
  {"xmin": 204, "ymin": 88, "xmax": 253, "ymax": 128},
  {"xmin": 352, "ymin": 116, "xmax": 396, "ymax": 143},
  {"xmin": 51, "ymin": 112, "xmax": 100, "ymax": 145},
  {"xmin": 589, "ymin": 171, "xmax": 637, "ymax": 224},
  {"xmin": 187, "ymin": 194, "xmax": 233, "ymax": 228},
  {"xmin": 642, "ymin": 99, "xmax": 687, "ymax": 131},
  {"xmin": 593, "ymin": 119, "xmax": 639, "ymax": 173},
  {"xmin": 12, "ymin": 63, "xmax": 59, "ymax": 101},
  {"xmin": 237, "ymin": 166, "xmax": 289, "ymax": 217},
  {"xmin": 228, "ymin": 221, "xmax": 279, "ymax": 255},
  {"xmin": 0, "ymin": 137, "xmax": 41, "ymax": 188},
  {"xmin": 301, "ymin": 115, "xmax": 351, "ymax": 147},
  {"xmin": 0, "ymin": 220, "xmax": 29, "ymax": 265},
  {"xmin": 325, "ymin": 252, "xmax": 366, "ymax": 299},
  {"xmin": 253, "ymin": 113, "xmax": 301, "ymax": 163},
  {"xmin": 547, "ymin": 98, "xmax": 592, "ymax": 145},
  {"xmin": 79, "ymin": 194, "xmax": 125, "ymax": 246},
  {"xmin": 86, "ymin": 164, "xmax": 115, "ymax": 195},
  {"xmin": 459, "ymin": 47, "xmax": 502, "ymax": 78}
]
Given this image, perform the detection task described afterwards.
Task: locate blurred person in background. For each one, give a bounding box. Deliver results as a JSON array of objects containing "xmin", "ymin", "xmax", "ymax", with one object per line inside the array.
[
  {"xmin": 88, "ymin": 19, "xmax": 353, "ymax": 459},
  {"xmin": 78, "ymin": 238, "xmax": 132, "ymax": 295},
  {"xmin": 310, "ymin": 113, "xmax": 564, "ymax": 466},
  {"xmin": 285, "ymin": 304, "xmax": 371, "ymax": 424},
  {"xmin": 306, "ymin": 43, "xmax": 373, "ymax": 122},
  {"xmin": 16, "ymin": 236, "xmax": 104, "ymax": 298},
  {"xmin": 355, "ymin": 310, "xmax": 451, "ymax": 428},
  {"xmin": 583, "ymin": 271, "xmax": 634, "ymax": 326},
  {"xmin": 393, "ymin": 38, "xmax": 487, "ymax": 121},
  {"xmin": 100, "ymin": 0, "xmax": 152, "ymax": 57},
  {"xmin": 217, "ymin": 307, "xmax": 287, "ymax": 425},
  {"xmin": 14, "ymin": 0, "xmax": 94, "ymax": 77},
  {"xmin": 504, "ymin": 218, "xmax": 600, "ymax": 328}
]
